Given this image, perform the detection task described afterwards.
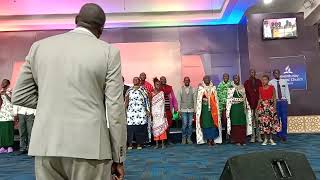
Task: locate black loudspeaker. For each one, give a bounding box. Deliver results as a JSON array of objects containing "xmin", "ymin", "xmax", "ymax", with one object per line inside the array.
[{"xmin": 220, "ymin": 151, "xmax": 316, "ymax": 180}]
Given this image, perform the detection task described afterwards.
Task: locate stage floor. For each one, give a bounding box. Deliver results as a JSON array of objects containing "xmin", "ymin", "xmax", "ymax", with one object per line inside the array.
[{"xmin": 0, "ymin": 134, "xmax": 319, "ymax": 180}]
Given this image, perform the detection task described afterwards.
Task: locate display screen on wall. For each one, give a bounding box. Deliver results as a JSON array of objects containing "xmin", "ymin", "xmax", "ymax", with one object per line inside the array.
[
  {"xmin": 263, "ymin": 17, "xmax": 297, "ymax": 40},
  {"xmin": 270, "ymin": 55, "xmax": 307, "ymax": 90}
]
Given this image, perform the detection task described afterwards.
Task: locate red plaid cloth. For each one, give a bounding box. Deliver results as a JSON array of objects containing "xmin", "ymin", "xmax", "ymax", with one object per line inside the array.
[{"xmin": 142, "ymin": 81, "xmax": 154, "ymax": 94}]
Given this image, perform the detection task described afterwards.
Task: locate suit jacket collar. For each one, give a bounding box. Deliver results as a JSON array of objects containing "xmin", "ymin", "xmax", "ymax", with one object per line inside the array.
[{"xmin": 70, "ymin": 27, "xmax": 97, "ymax": 38}]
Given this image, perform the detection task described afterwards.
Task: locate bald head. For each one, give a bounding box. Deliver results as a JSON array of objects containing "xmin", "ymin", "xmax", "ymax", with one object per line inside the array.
[{"xmin": 76, "ymin": 3, "xmax": 106, "ymax": 38}]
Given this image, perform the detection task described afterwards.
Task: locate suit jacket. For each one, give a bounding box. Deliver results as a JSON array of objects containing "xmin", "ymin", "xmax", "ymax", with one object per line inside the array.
[
  {"xmin": 12, "ymin": 28, "xmax": 127, "ymax": 162},
  {"xmin": 123, "ymin": 85, "xmax": 130, "ymax": 98},
  {"xmin": 244, "ymin": 77, "xmax": 262, "ymax": 109}
]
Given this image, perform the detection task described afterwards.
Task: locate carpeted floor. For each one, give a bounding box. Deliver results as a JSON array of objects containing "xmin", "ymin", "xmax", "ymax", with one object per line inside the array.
[{"xmin": 0, "ymin": 134, "xmax": 319, "ymax": 180}]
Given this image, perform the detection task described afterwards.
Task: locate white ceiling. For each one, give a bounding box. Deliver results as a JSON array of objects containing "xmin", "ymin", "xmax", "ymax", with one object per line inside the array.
[{"xmin": 2, "ymin": 0, "xmax": 255, "ymax": 31}]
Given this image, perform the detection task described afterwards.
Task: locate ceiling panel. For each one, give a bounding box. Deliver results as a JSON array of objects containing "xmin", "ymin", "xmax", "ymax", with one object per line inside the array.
[
  {"xmin": 0, "ymin": 0, "xmax": 125, "ymax": 15},
  {"xmin": 0, "ymin": 0, "xmax": 227, "ymax": 15},
  {"xmin": 124, "ymin": 0, "xmax": 225, "ymax": 12},
  {"xmin": 247, "ymin": 0, "xmax": 303, "ymax": 14},
  {"xmin": 0, "ymin": 0, "xmax": 259, "ymax": 31}
]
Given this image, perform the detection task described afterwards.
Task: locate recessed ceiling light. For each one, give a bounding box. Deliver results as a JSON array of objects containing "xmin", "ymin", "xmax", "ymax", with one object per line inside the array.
[{"xmin": 264, "ymin": 0, "xmax": 273, "ymax": 4}]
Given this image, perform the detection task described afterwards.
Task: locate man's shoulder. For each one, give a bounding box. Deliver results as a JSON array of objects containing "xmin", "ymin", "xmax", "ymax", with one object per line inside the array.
[
  {"xmin": 256, "ymin": 79, "xmax": 262, "ymax": 85},
  {"xmin": 28, "ymin": 34, "xmax": 59, "ymax": 49},
  {"xmin": 145, "ymin": 81, "xmax": 153, "ymax": 87},
  {"xmin": 184, "ymin": 86, "xmax": 195, "ymax": 89},
  {"xmin": 36, "ymin": 32, "xmax": 118, "ymax": 51},
  {"xmin": 34, "ymin": 32, "xmax": 74, "ymax": 44}
]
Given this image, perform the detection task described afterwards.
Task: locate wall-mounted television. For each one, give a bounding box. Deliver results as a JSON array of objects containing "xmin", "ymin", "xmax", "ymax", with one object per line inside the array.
[{"xmin": 263, "ymin": 17, "xmax": 297, "ymax": 40}]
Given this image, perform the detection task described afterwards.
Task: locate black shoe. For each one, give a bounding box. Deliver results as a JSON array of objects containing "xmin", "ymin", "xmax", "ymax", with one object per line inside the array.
[{"xmin": 16, "ymin": 150, "xmax": 28, "ymax": 156}]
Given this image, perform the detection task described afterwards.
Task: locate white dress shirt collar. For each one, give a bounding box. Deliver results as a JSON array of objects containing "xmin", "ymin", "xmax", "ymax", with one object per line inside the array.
[
  {"xmin": 269, "ymin": 79, "xmax": 291, "ymax": 104},
  {"xmin": 71, "ymin": 27, "xmax": 96, "ymax": 38}
]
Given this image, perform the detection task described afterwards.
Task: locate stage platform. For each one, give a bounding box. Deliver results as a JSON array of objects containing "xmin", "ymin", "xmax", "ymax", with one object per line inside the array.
[{"xmin": 0, "ymin": 134, "xmax": 319, "ymax": 180}]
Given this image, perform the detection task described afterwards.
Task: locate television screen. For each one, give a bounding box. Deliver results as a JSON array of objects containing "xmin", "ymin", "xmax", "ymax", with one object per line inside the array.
[{"xmin": 263, "ymin": 17, "xmax": 297, "ymax": 40}]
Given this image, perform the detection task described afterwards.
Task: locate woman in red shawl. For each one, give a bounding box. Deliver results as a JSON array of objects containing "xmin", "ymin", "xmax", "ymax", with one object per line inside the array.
[{"xmin": 160, "ymin": 76, "xmax": 178, "ymax": 144}]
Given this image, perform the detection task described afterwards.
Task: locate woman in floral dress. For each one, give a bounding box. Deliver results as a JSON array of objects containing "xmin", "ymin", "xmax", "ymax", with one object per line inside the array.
[
  {"xmin": 257, "ymin": 75, "xmax": 281, "ymax": 146},
  {"xmin": 0, "ymin": 79, "xmax": 14, "ymax": 153}
]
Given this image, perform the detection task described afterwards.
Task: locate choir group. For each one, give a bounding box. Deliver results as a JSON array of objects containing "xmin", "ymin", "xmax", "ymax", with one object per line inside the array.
[
  {"xmin": 0, "ymin": 68, "xmax": 291, "ymax": 154},
  {"xmin": 124, "ymin": 69, "xmax": 290, "ymax": 149}
]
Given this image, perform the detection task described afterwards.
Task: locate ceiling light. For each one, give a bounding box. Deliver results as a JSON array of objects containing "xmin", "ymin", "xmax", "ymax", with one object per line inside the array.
[{"xmin": 264, "ymin": 0, "xmax": 273, "ymax": 4}]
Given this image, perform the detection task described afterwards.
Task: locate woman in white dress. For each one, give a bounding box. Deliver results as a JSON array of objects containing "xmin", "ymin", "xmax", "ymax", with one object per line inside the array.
[
  {"xmin": 0, "ymin": 79, "xmax": 14, "ymax": 153},
  {"xmin": 125, "ymin": 77, "xmax": 150, "ymax": 150},
  {"xmin": 151, "ymin": 78, "xmax": 168, "ymax": 149}
]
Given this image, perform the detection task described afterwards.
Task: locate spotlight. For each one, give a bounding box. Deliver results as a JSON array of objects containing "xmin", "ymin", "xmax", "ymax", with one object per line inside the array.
[{"xmin": 264, "ymin": 0, "xmax": 273, "ymax": 4}]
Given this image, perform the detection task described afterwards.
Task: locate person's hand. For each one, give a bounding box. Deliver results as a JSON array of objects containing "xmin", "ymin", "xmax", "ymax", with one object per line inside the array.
[
  {"xmin": 112, "ymin": 163, "xmax": 125, "ymax": 180},
  {"xmin": 146, "ymin": 111, "xmax": 151, "ymax": 117},
  {"xmin": 14, "ymin": 116, "xmax": 19, "ymax": 122}
]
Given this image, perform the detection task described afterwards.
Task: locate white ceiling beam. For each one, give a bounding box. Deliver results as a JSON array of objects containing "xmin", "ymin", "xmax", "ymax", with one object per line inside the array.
[{"xmin": 0, "ymin": 11, "xmax": 223, "ymax": 31}]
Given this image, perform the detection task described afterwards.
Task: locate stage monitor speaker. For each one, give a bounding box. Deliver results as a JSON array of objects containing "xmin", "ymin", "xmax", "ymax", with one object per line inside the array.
[{"xmin": 220, "ymin": 151, "xmax": 316, "ymax": 180}]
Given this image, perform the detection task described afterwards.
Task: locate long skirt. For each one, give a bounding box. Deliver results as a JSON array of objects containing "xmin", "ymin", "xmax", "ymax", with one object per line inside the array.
[
  {"xmin": 202, "ymin": 127, "xmax": 219, "ymax": 141},
  {"xmin": 231, "ymin": 125, "xmax": 246, "ymax": 144},
  {"xmin": 127, "ymin": 124, "xmax": 148, "ymax": 145},
  {"xmin": 257, "ymin": 100, "xmax": 281, "ymax": 134},
  {"xmin": 201, "ymin": 102, "xmax": 219, "ymax": 141},
  {"xmin": 154, "ymin": 132, "xmax": 167, "ymax": 141},
  {"xmin": 0, "ymin": 121, "xmax": 14, "ymax": 147}
]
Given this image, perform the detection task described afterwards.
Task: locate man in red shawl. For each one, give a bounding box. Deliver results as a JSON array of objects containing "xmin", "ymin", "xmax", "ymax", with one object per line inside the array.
[
  {"xmin": 140, "ymin": 73, "xmax": 154, "ymax": 95},
  {"xmin": 244, "ymin": 69, "xmax": 263, "ymax": 143},
  {"xmin": 160, "ymin": 76, "xmax": 178, "ymax": 144}
]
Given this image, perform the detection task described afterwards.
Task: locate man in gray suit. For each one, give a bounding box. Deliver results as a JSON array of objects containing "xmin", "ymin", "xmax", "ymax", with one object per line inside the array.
[{"xmin": 12, "ymin": 3, "xmax": 126, "ymax": 180}]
